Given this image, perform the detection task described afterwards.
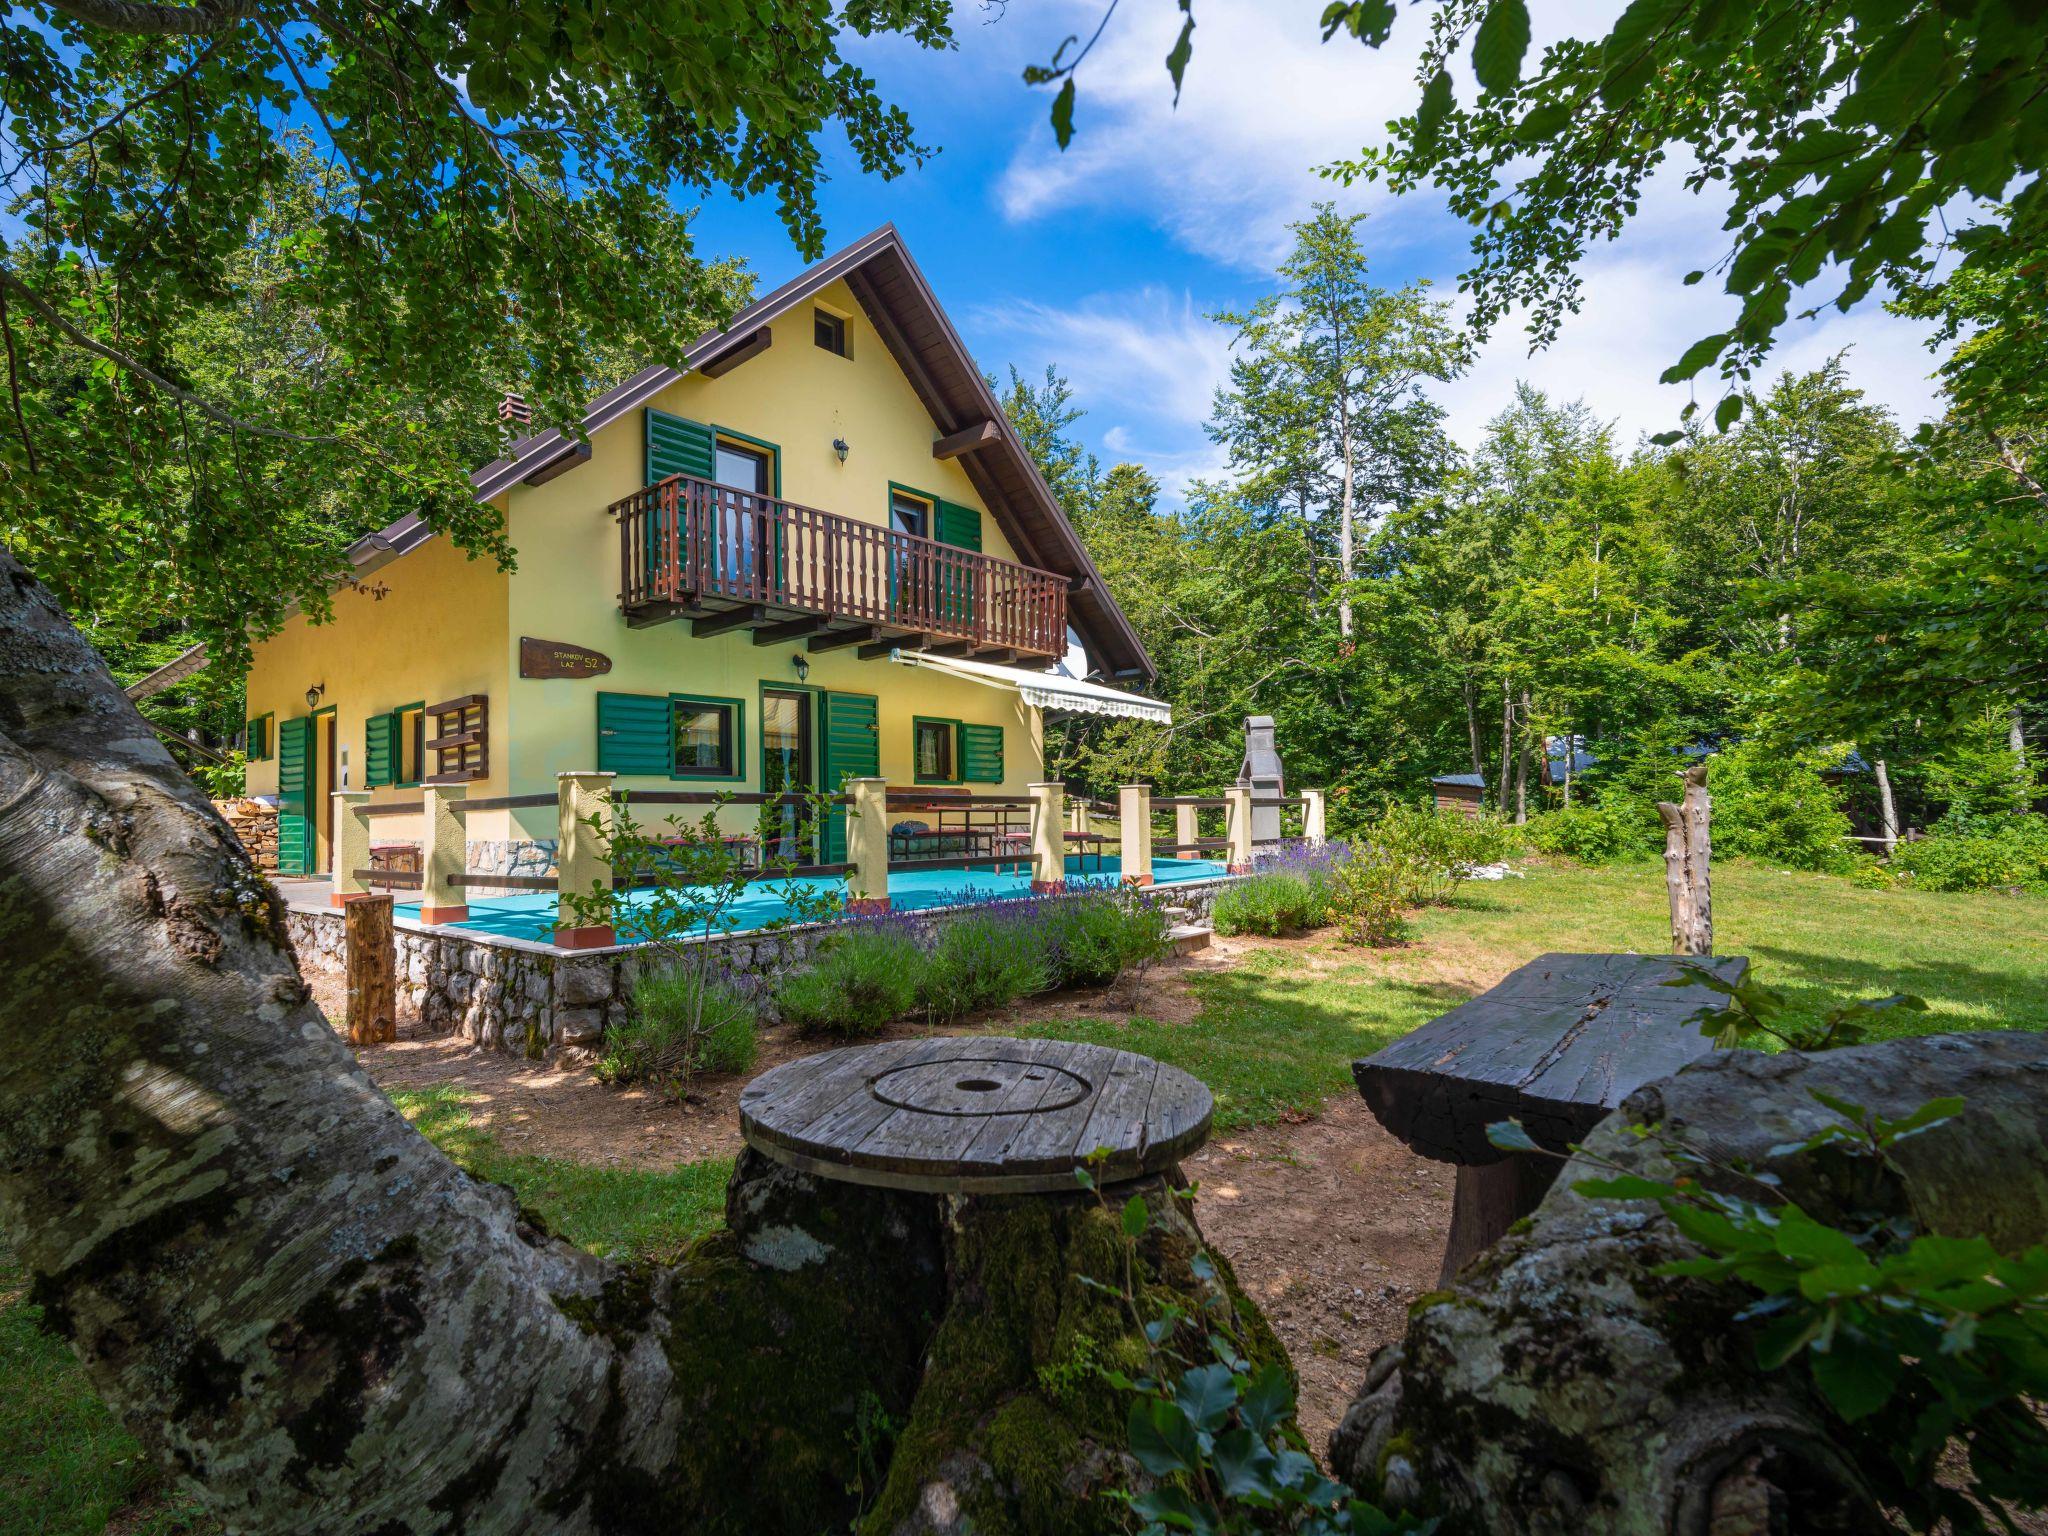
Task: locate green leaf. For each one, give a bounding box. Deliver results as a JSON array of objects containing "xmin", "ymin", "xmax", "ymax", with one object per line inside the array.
[
  {"xmin": 1516, "ymin": 101, "xmax": 1573, "ymax": 143},
  {"xmin": 1472, "ymin": 0, "xmax": 1531, "ymax": 94},
  {"xmin": 1238, "ymin": 1362, "xmax": 1294, "ymax": 1437},
  {"xmin": 1572, "ymin": 1173, "xmax": 1677, "ymax": 1201},
  {"xmin": 1810, "ymin": 1331, "xmax": 1905, "ymax": 1421},
  {"xmin": 1128, "ymin": 1396, "xmax": 1201, "ymax": 1477},
  {"xmin": 1122, "ymin": 1193, "xmax": 1150, "ymax": 1238},
  {"xmin": 1165, "ymin": 6, "xmax": 1196, "ymax": 106},
  {"xmin": 1714, "ymin": 393, "xmax": 1744, "ymax": 432},
  {"xmin": 1772, "ymin": 1208, "xmax": 1868, "ymax": 1269},
  {"xmin": 1050, "ymin": 78, "xmax": 1076, "ymax": 150},
  {"xmin": 1660, "ymin": 332, "xmax": 1731, "ymax": 384},
  {"xmin": 1485, "ymin": 1119, "xmax": 1541, "ymax": 1154},
  {"xmin": 1174, "ymin": 1362, "xmax": 1237, "ymax": 1433},
  {"xmin": 1209, "ymin": 1426, "xmax": 1278, "ymax": 1500},
  {"xmin": 1415, "ymin": 68, "xmax": 1454, "ymax": 152},
  {"xmin": 1129, "ymin": 1485, "xmax": 1214, "ymax": 1533}
]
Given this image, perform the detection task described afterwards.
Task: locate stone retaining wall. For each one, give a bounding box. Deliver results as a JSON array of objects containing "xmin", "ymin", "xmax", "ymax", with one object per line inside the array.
[{"xmin": 286, "ymin": 877, "xmax": 1233, "ymax": 1058}]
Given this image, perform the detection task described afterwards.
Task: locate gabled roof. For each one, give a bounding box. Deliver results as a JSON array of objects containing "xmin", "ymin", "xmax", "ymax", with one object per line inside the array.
[{"xmin": 460, "ymin": 223, "xmax": 1155, "ymax": 682}]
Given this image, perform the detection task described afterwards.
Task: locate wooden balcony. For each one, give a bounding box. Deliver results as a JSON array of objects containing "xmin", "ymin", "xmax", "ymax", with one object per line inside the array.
[{"xmin": 613, "ymin": 475, "xmax": 1069, "ymax": 661}]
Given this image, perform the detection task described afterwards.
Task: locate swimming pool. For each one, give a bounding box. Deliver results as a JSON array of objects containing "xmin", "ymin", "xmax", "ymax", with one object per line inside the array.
[{"xmin": 395, "ymin": 854, "xmax": 1231, "ymax": 946}]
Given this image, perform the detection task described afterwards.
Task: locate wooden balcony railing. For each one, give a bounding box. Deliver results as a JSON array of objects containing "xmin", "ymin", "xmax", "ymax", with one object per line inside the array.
[{"xmin": 613, "ymin": 475, "xmax": 1069, "ymax": 659}]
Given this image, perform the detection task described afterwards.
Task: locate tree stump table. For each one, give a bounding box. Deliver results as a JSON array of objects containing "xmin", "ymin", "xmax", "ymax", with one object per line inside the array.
[
  {"xmin": 740, "ymin": 1034, "xmax": 1213, "ymax": 1193},
  {"xmin": 1353, "ymin": 951, "xmax": 1748, "ymax": 1283}
]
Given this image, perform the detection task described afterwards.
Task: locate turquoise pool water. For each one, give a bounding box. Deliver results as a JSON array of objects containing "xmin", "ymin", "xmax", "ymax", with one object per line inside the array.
[{"xmin": 396, "ymin": 854, "xmax": 1231, "ymax": 946}]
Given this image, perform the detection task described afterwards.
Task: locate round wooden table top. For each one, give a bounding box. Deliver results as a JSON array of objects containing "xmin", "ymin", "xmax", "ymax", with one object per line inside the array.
[{"xmin": 739, "ymin": 1036, "xmax": 1214, "ymax": 1194}]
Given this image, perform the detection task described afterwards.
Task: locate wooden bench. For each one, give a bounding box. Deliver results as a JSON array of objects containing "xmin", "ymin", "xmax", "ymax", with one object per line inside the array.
[
  {"xmin": 740, "ymin": 1036, "xmax": 1212, "ymax": 1193},
  {"xmin": 1353, "ymin": 951, "xmax": 1747, "ymax": 1282}
]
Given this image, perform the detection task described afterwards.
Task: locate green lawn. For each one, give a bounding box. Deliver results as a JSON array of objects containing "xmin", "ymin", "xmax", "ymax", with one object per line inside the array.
[
  {"xmin": 1021, "ymin": 857, "xmax": 2048, "ymax": 1129},
  {"xmin": 7, "ymin": 857, "xmax": 2044, "ymax": 1532}
]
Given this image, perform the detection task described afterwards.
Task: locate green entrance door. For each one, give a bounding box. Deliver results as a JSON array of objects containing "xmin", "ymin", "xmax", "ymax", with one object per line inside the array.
[
  {"xmin": 276, "ymin": 715, "xmax": 314, "ymax": 875},
  {"xmin": 761, "ymin": 688, "xmax": 814, "ymax": 863}
]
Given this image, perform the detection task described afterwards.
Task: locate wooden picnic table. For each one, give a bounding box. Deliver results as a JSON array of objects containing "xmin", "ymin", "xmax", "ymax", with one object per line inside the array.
[
  {"xmin": 740, "ymin": 1036, "xmax": 1212, "ymax": 1194},
  {"xmin": 1353, "ymin": 950, "xmax": 1748, "ymax": 1282}
]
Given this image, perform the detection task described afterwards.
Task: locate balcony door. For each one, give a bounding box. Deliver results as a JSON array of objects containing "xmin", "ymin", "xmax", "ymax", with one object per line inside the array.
[
  {"xmin": 761, "ymin": 687, "xmax": 814, "ymax": 862},
  {"xmin": 888, "ymin": 489, "xmax": 931, "ymax": 623},
  {"xmin": 711, "ymin": 440, "xmax": 773, "ymax": 598}
]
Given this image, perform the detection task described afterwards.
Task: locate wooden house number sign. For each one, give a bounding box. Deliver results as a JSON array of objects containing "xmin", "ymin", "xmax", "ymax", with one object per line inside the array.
[{"xmin": 519, "ymin": 637, "xmax": 612, "ymax": 681}]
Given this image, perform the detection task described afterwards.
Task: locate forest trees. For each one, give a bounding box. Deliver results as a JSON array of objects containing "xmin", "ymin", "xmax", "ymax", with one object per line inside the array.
[{"xmin": 1209, "ymin": 204, "xmax": 1467, "ymax": 638}]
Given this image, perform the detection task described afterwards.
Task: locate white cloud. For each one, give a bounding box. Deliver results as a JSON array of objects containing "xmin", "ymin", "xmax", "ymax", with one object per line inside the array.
[{"xmin": 970, "ymin": 285, "xmax": 1236, "ymax": 496}]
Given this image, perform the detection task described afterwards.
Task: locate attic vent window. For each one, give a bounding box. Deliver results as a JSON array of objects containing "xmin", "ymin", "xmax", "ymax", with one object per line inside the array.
[{"xmin": 814, "ymin": 308, "xmax": 849, "ymax": 358}]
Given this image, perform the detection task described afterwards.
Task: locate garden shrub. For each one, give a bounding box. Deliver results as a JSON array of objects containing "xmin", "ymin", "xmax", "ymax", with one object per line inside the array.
[
  {"xmin": 1211, "ymin": 871, "xmax": 1328, "ymax": 936},
  {"xmin": 1709, "ymin": 743, "xmax": 1858, "ymax": 872},
  {"xmin": 598, "ymin": 967, "xmax": 758, "ymax": 1094},
  {"xmin": 776, "ymin": 923, "xmax": 925, "ymax": 1038},
  {"xmin": 919, "ymin": 907, "xmax": 1051, "ymax": 1025},
  {"xmin": 1324, "ymin": 849, "xmax": 1414, "ymax": 947},
  {"xmin": 1042, "ymin": 888, "xmax": 1171, "ymax": 988},
  {"xmin": 1368, "ymin": 802, "xmax": 1520, "ymax": 902},
  {"xmin": 1522, "ymin": 799, "xmax": 1649, "ymax": 863},
  {"xmin": 1892, "ymin": 812, "xmax": 2048, "ymax": 891}
]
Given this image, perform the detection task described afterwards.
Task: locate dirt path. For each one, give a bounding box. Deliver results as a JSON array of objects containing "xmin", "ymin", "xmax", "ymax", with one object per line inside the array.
[{"xmin": 330, "ymin": 942, "xmax": 1452, "ymax": 1453}]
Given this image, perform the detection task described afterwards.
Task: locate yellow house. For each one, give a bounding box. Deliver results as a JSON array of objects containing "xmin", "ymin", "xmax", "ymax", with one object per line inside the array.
[{"xmin": 240, "ymin": 226, "xmax": 1159, "ymax": 881}]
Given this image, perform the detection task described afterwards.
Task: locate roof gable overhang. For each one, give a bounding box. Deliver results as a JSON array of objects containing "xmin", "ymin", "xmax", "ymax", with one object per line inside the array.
[{"xmin": 459, "ymin": 224, "xmax": 1154, "ymax": 683}]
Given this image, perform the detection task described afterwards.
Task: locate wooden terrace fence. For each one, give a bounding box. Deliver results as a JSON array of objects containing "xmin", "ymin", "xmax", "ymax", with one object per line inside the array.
[
  {"xmin": 613, "ymin": 474, "xmax": 1069, "ymax": 659},
  {"xmin": 327, "ymin": 775, "xmax": 1327, "ymax": 946}
]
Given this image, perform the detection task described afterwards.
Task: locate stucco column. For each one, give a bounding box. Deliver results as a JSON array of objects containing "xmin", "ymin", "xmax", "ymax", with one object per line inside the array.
[
  {"xmin": 553, "ymin": 771, "xmax": 617, "ymax": 950},
  {"xmin": 1118, "ymin": 784, "xmax": 1153, "ymax": 887},
  {"xmin": 1068, "ymin": 798, "xmax": 1090, "ymax": 837},
  {"xmin": 1029, "ymin": 782, "xmax": 1066, "ymax": 892},
  {"xmin": 329, "ymin": 791, "xmax": 372, "ymax": 907},
  {"xmin": 844, "ymin": 777, "xmax": 891, "ymax": 915},
  {"xmin": 1302, "ymin": 788, "xmax": 1328, "ymax": 846},
  {"xmin": 419, "ymin": 782, "xmax": 469, "ymax": 925},
  {"xmin": 1225, "ymin": 785, "xmax": 1255, "ymax": 874},
  {"xmin": 1175, "ymin": 802, "xmax": 1199, "ymax": 859}
]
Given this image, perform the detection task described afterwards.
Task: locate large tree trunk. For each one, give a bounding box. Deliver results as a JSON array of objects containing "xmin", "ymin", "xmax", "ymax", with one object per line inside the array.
[
  {"xmin": 1462, "ymin": 673, "xmax": 1485, "ymax": 781},
  {"xmin": 1873, "ymin": 758, "xmax": 1899, "ymax": 858},
  {"xmin": 0, "ymin": 547, "xmax": 1286, "ymax": 1533},
  {"xmin": 1329, "ymin": 1031, "xmax": 2048, "ymax": 1534}
]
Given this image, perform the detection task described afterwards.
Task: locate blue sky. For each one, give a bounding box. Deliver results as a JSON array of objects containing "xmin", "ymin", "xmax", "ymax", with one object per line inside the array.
[{"xmin": 686, "ymin": 1, "xmax": 1947, "ymax": 500}]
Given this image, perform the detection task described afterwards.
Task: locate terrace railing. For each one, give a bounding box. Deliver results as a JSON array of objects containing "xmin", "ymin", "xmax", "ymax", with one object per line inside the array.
[{"xmin": 613, "ymin": 474, "xmax": 1069, "ymax": 659}]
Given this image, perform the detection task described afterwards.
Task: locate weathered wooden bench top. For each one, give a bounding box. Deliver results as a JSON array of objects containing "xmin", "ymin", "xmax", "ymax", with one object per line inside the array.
[
  {"xmin": 1355, "ymin": 951, "xmax": 1749, "ymax": 1166},
  {"xmin": 740, "ymin": 1035, "xmax": 1213, "ymax": 1194}
]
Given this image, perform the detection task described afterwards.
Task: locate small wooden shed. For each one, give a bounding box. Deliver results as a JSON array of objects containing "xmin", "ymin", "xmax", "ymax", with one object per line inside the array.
[{"xmin": 1430, "ymin": 773, "xmax": 1487, "ymax": 819}]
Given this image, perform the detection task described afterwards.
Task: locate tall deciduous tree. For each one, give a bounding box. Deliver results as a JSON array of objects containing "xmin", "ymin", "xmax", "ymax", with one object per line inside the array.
[{"xmin": 1209, "ymin": 204, "xmax": 1466, "ymax": 638}]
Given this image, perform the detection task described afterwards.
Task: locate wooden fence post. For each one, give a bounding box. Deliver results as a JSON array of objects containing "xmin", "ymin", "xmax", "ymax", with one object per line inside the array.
[
  {"xmin": 1301, "ymin": 788, "xmax": 1328, "ymax": 846},
  {"xmin": 1657, "ymin": 763, "xmax": 1713, "ymax": 956},
  {"xmin": 330, "ymin": 790, "xmax": 371, "ymax": 907},
  {"xmin": 344, "ymin": 893, "xmax": 397, "ymax": 1045},
  {"xmin": 1118, "ymin": 784, "xmax": 1153, "ymax": 887},
  {"xmin": 845, "ymin": 776, "xmax": 891, "ymax": 914},
  {"xmin": 1029, "ymin": 782, "xmax": 1066, "ymax": 892},
  {"xmin": 419, "ymin": 781, "xmax": 469, "ymax": 926},
  {"xmin": 1225, "ymin": 786, "xmax": 1255, "ymax": 873},
  {"xmin": 553, "ymin": 770, "xmax": 617, "ymax": 949}
]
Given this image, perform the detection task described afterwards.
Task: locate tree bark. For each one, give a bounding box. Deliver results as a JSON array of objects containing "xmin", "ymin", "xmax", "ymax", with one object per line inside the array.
[
  {"xmin": 1462, "ymin": 674, "xmax": 1485, "ymax": 781},
  {"xmin": 1329, "ymin": 1031, "xmax": 2048, "ymax": 1535},
  {"xmin": 345, "ymin": 893, "xmax": 397, "ymax": 1045},
  {"xmin": 1657, "ymin": 763, "xmax": 1712, "ymax": 956},
  {"xmin": 1497, "ymin": 678, "xmax": 1513, "ymax": 816},
  {"xmin": 0, "ymin": 547, "xmax": 1290, "ymax": 1533},
  {"xmin": 1873, "ymin": 758, "xmax": 1899, "ymax": 859},
  {"xmin": 1513, "ymin": 690, "xmax": 1531, "ymax": 825}
]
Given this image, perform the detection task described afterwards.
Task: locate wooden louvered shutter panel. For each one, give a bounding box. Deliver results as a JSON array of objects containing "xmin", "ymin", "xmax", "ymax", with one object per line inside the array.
[
  {"xmin": 934, "ymin": 500, "xmax": 981, "ymax": 626},
  {"xmin": 364, "ymin": 712, "xmax": 398, "ymax": 788},
  {"xmin": 596, "ymin": 692, "xmax": 672, "ymax": 776},
  {"xmin": 960, "ymin": 724, "xmax": 1004, "ymax": 784},
  {"xmin": 245, "ymin": 715, "xmax": 268, "ymax": 760},
  {"xmin": 276, "ymin": 717, "xmax": 314, "ymax": 875},
  {"xmin": 646, "ymin": 409, "xmax": 714, "ymax": 483},
  {"xmin": 820, "ymin": 691, "xmax": 880, "ymax": 863}
]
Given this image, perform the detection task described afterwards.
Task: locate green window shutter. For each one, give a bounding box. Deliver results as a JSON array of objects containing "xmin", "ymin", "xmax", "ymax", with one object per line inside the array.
[
  {"xmin": 276, "ymin": 717, "xmax": 314, "ymax": 875},
  {"xmin": 960, "ymin": 724, "xmax": 1004, "ymax": 784},
  {"xmin": 597, "ymin": 691, "xmax": 672, "ymax": 775},
  {"xmin": 934, "ymin": 501, "xmax": 981, "ymax": 625},
  {"xmin": 364, "ymin": 712, "xmax": 399, "ymax": 788},
  {"xmin": 245, "ymin": 715, "xmax": 268, "ymax": 761},
  {"xmin": 646, "ymin": 408, "xmax": 714, "ymax": 484},
  {"xmin": 935, "ymin": 500, "xmax": 982, "ymax": 551},
  {"xmin": 820, "ymin": 691, "xmax": 880, "ymax": 864}
]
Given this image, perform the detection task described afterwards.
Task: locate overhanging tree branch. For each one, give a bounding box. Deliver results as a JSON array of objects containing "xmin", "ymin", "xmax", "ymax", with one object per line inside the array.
[{"xmin": 43, "ymin": 0, "xmax": 261, "ymax": 36}]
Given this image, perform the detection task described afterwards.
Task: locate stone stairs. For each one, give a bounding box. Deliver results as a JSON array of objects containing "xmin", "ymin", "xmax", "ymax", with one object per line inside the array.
[{"xmin": 1161, "ymin": 903, "xmax": 1212, "ymax": 955}]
